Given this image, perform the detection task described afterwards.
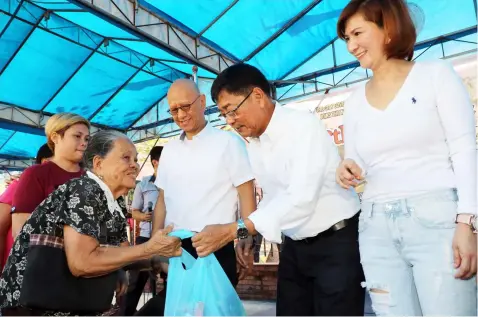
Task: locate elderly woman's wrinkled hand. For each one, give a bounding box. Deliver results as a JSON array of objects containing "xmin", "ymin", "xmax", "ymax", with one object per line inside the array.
[{"xmin": 144, "ymin": 225, "xmax": 182, "ymax": 258}]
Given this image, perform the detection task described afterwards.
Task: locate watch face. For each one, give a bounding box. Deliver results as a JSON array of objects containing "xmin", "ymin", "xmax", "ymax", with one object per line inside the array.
[{"xmin": 237, "ymin": 227, "xmax": 248, "ymax": 239}]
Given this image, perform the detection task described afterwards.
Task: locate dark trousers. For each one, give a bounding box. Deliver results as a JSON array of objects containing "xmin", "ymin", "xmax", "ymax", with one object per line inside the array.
[
  {"xmin": 120, "ymin": 236, "xmax": 155, "ymax": 316},
  {"xmin": 135, "ymin": 238, "xmax": 237, "ymax": 316},
  {"xmin": 277, "ymin": 213, "xmax": 365, "ymax": 316},
  {"xmin": 253, "ymin": 233, "xmax": 263, "ymax": 262}
]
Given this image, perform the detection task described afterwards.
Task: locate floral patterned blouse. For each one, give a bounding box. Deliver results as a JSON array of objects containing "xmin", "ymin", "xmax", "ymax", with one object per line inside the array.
[{"xmin": 0, "ymin": 174, "xmax": 128, "ymax": 315}]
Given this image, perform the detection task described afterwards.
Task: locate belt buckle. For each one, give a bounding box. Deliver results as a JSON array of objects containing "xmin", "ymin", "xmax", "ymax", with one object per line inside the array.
[{"xmin": 332, "ymin": 219, "xmax": 347, "ymax": 231}]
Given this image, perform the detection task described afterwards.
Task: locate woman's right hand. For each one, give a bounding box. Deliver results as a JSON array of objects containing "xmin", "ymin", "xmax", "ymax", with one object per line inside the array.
[
  {"xmin": 144, "ymin": 225, "xmax": 182, "ymax": 258},
  {"xmin": 336, "ymin": 159, "xmax": 363, "ymax": 189}
]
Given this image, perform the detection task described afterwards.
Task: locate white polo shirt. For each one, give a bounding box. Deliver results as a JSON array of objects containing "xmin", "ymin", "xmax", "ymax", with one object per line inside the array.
[
  {"xmin": 344, "ymin": 60, "xmax": 477, "ymax": 214},
  {"xmin": 155, "ymin": 124, "xmax": 254, "ymax": 232}
]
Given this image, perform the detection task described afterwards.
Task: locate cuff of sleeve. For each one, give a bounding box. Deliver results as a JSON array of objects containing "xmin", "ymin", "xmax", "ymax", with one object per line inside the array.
[
  {"xmin": 63, "ymin": 222, "xmax": 99, "ymax": 242},
  {"xmin": 248, "ymin": 211, "xmax": 282, "ymax": 244},
  {"xmin": 11, "ymin": 207, "xmax": 30, "ymax": 214},
  {"xmin": 131, "ymin": 203, "xmax": 142, "ymax": 210},
  {"xmin": 233, "ymin": 174, "xmax": 254, "ymax": 188}
]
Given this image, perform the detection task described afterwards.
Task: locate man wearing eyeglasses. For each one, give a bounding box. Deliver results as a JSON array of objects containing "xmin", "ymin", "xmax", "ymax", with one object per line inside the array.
[
  {"xmin": 151, "ymin": 78, "xmax": 256, "ymax": 290},
  {"xmin": 192, "ymin": 64, "xmax": 365, "ymax": 316}
]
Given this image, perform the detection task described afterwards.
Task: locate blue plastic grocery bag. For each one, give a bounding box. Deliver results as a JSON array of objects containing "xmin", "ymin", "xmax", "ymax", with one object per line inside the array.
[{"xmin": 164, "ymin": 230, "xmax": 246, "ymax": 316}]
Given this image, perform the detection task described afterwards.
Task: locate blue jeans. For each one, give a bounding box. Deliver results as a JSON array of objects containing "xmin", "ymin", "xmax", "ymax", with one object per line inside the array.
[{"xmin": 359, "ymin": 189, "xmax": 477, "ymax": 316}]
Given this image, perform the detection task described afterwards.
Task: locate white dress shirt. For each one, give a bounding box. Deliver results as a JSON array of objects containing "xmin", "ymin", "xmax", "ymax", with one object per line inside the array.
[
  {"xmin": 247, "ymin": 104, "xmax": 361, "ymax": 243},
  {"xmin": 344, "ymin": 60, "xmax": 477, "ymax": 214},
  {"xmin": 155, "ymin": 123, "xmax": 254, "ymax": 232}
]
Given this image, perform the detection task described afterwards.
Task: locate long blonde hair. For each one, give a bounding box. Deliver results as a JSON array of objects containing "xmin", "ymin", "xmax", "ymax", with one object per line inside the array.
[{"xmin": 45, "ymin": 113, "xmax": 90, "ymax": 152}]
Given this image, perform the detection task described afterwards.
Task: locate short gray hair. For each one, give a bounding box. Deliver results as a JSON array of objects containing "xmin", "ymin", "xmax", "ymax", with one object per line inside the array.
[{"xmin": 83, "ymin": 130, "xmax": 129, "ymax": 170}]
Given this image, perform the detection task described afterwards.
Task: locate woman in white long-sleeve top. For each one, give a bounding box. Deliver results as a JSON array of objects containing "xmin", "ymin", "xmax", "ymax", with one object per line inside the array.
[{"xmin": 335, "ymin": 0, "xmax": 477, "ymax": 315}]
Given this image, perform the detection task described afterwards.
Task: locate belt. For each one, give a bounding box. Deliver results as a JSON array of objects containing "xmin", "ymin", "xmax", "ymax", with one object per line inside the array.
[{"xmin": 298, "ymin": 213, "xmax": 359, "ymax": 244}]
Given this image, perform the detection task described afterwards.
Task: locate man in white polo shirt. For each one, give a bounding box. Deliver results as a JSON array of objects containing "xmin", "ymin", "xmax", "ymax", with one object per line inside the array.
[
  {"xmin": 193, "ymin": 64, "xmax": 365, "ymax": 316},
  {"xmin": 151, "ymin": 78, "xmax": 256, "ymax": 289}
]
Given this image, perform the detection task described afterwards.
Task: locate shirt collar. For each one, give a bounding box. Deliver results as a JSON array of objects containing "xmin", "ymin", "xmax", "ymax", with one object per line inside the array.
[
  {"xmin": 258, "ymin": 101, "xmax": 285, "ymax": 143},
  {"xmin": 179, "ymin": 122, "xmax": 211, "ymax": 142},
  {"xmin": 86, "ymin": 171, "xmax": 125, "ymax": 218}
]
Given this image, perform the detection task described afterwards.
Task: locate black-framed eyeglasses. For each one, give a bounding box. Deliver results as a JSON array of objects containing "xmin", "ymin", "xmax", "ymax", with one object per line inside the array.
[
  {"xmin": 168, "ymin": 95, "xmax": 201, "ymax": 116},
  {"xmin": 218, "ymin": 90, "xmax": 253, "ymax": 119}
]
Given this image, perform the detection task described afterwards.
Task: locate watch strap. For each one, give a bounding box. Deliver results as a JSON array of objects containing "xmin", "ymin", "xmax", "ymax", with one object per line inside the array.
[
  {"xmin": 237, "ymin": 219, "xmax": 246, "ymax": 229},
  {"xmin": 455, "ymin": 214, "xmax": 476, "ymax": 228}
]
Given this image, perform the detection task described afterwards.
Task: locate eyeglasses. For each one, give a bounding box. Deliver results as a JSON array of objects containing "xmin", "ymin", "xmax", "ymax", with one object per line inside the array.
[
  {"xmin": 168, "ymin": 95, "xmax": 201, "ymax": 116},
  {"xmin": 218, "ymin": 90, "xmax": 253, "ymax": 119}
]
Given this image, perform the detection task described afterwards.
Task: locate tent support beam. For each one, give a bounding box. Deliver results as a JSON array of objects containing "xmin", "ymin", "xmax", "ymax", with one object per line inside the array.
[
  {"xmin": 128, "ymin": 40, "xmax": 477, "ymax": 140},
  {"xmin": 242, "ymin": 0, "xmax": 322, "ymax": 62},
  {"xmin": 127, "ymin": 120, "xmax": 170, "ymax": 143},
  {"xmin": 0, "ymin": 132, "xmax": 16, "ymax": 153},
  {"xmin": 278, "ymin": 48, "xmax": 477, "ymax": 102},
  {"xmin": 473, "ymin": 0, "xmax": 477, "ymax": 19},
  {"xmin": 88, "ymin": 59, "xmax": 151, "ymax": 122},
  {"xmin": 277, "ymin": 84, "xmax": 296, "ymax": 100},
  {"xmin": 0, "ymin": 7, "xmax": 178, "ymax": 82},
  {"xmin": 0, "ymin": 11, "xmax": 44, "ymax": 77},
  {"xmin": 0, "ymin": 102, "xmax": 117, "ymax": 135},
  {"xmin": 278, "ymin": 26, "xmax": 478, "ymax": 87},
  {"xmin": 126, "ymin": 93, "xmax": 168, "ymax": 129},
  {"xmin": 0, "ymin": 0, "xmax": 24, "ymax": 40},
  {"xmin": 41, "ymin": 40, "xmax": 105, "ymax": 111},
  {"xmin": 0, "ymin": 158, "xmax": 35, "ymax": 171},
  {"xmin": 109, "ymin": 0, "xmax": 134, "ymax": 25},
  {"xmin": 69, "ymin": 0, "xmax": 238, "ymax": 74},
  {"xmin": 278, "ymin": 37, "xmax": 337, "ymax": 80},
  {"xmin": 196, "ymin": 0, "xmax": 239, "ymax": 38}
]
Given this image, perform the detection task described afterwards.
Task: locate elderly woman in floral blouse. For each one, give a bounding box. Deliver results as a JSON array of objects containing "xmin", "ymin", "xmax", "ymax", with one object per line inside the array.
[{"xmin": 0, "ymin": 131, "xmax": 181, "ymax": 316}]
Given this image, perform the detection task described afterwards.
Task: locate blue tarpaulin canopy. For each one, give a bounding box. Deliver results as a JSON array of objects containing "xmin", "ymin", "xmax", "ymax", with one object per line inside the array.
[{"xmin": 0, "ymin": 0, "xmax": 476, "ymax": 165}]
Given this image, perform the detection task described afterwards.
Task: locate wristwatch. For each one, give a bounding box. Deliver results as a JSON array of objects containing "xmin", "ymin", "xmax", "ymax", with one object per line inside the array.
[
  {"xmin": 455, "ymin": 214, "xmax": 477, "ymax": 232},
  {"xmin": 237, "ymin": 219, "xmax": 249, "ymax": 240}
]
